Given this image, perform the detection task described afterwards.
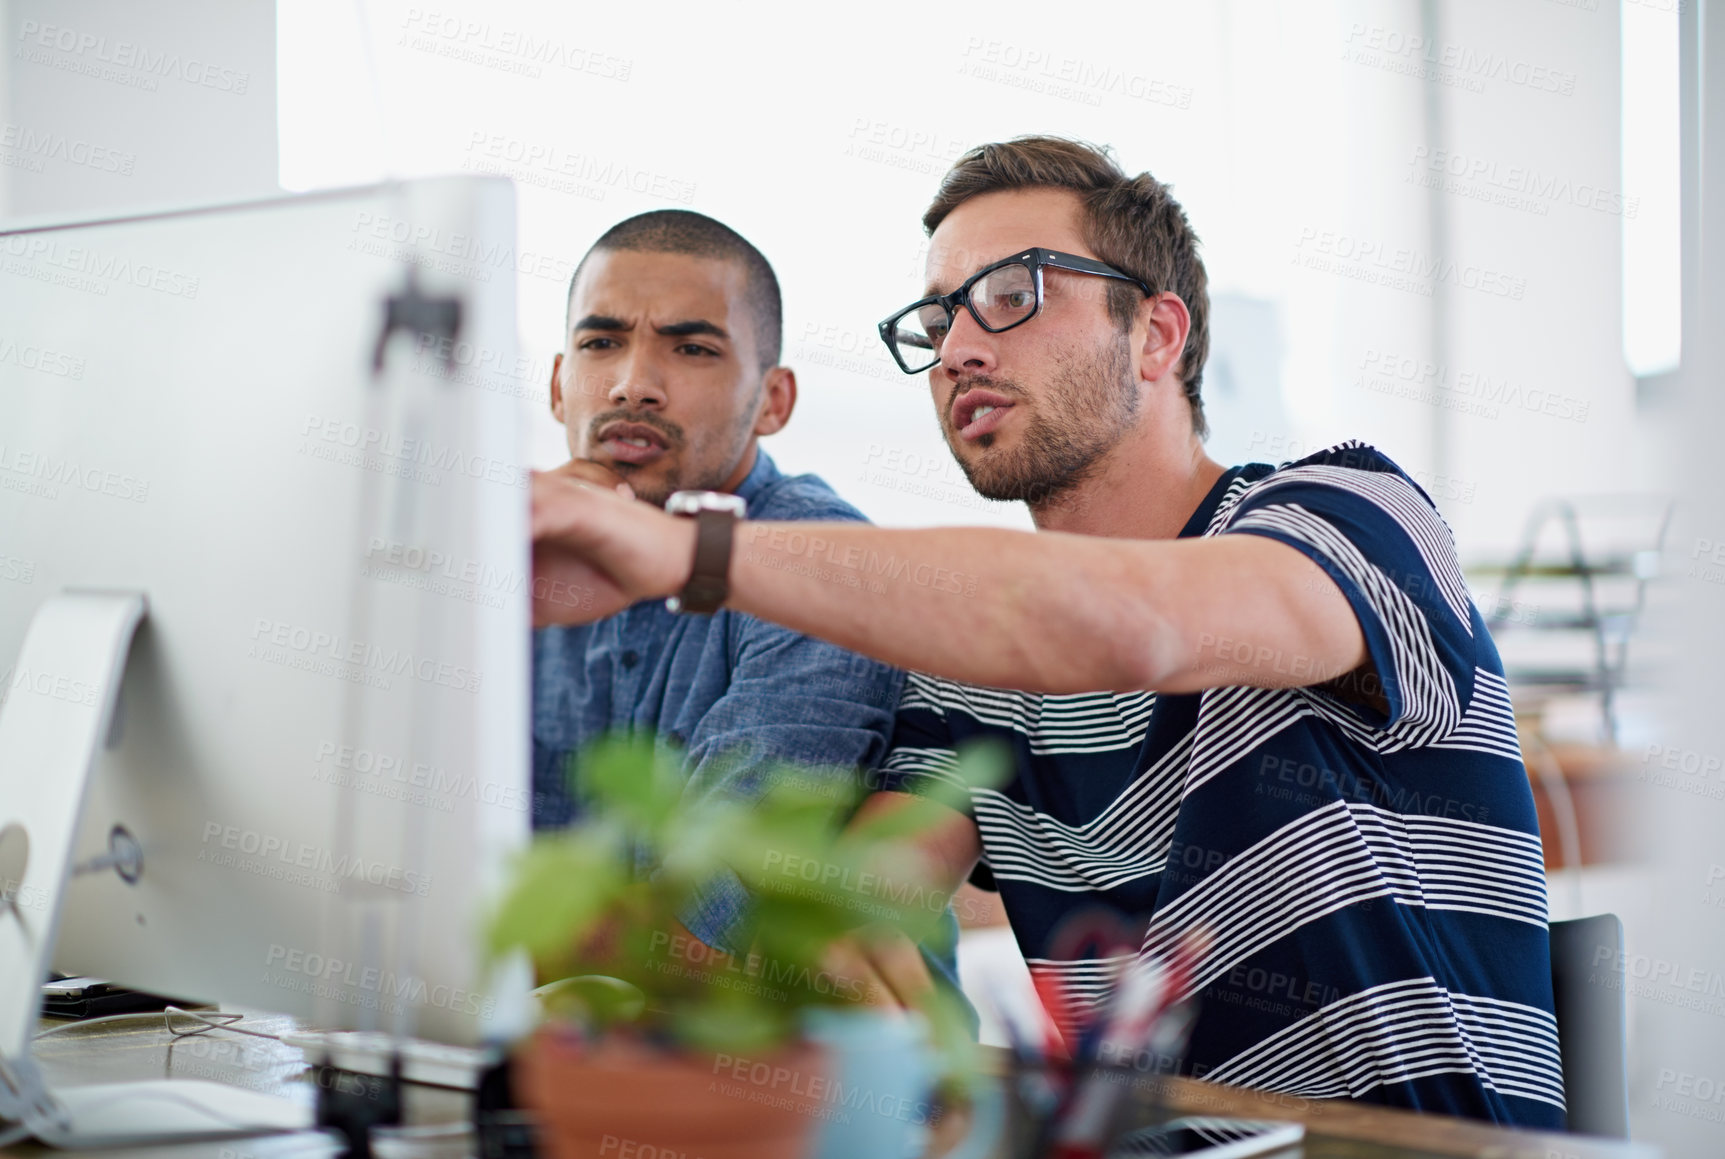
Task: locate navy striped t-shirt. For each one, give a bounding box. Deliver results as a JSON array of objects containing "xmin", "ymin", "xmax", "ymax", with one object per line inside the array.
[{"xmin": 876, "ymin": 442, "xmax": 1562, "ymax": 1129}]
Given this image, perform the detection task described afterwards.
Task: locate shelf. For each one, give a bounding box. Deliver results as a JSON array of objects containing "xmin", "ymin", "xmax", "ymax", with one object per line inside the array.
[{"xmin": 1465, "ymin": 551, "xmax": 1660, "ymax": 581}]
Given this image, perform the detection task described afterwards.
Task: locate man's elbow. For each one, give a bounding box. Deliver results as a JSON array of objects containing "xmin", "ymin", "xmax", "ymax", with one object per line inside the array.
[{"xmin": 1107, "ymin": 608, "xmax": 1187, "ymax": 692}]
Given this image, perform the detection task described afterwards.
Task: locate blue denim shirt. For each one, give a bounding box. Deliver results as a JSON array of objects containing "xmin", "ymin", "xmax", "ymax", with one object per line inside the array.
[{"xmin": 531, "ymin": 449, "xmax": 906, "ymax": 952}]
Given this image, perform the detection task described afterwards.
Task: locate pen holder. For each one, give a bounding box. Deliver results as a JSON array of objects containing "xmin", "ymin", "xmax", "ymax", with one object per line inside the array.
[{"xmin": 1002, "ymin": 1056, "xmax": 1172, "ymax": 1159}]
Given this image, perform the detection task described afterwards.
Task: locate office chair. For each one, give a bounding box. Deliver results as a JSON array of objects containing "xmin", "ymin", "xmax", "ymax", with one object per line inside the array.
[{"xmin": 1549, "ymin": 914, "xmax": 1630, "ymax": 1138}]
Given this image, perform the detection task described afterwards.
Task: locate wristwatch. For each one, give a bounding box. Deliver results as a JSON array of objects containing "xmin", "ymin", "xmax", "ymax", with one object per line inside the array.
[{"xmin": 663, "ymin": 490, "xmax": 748, "ymax": 615}]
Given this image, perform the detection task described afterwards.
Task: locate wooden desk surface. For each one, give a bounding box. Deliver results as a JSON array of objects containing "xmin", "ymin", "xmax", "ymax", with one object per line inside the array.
[
  {"xmin": 1088, "ymin": 1070, "xmax": 1657, "ymax": 1159},
  {"xmin": 4, "ymin": 1016, "xmax": 1660, "ymax": 1159}
]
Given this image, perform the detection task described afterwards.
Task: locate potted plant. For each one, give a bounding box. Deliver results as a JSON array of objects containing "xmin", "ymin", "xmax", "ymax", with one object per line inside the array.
[{"xmin": 487, "ymin": 736, "xmax": 1001, "ymax": 1159}]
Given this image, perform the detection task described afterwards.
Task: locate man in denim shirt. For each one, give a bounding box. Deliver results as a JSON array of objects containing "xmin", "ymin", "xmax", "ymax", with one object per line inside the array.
[{"xmin": 532, "ymin": 211, "xmax": 957, "ymax": 978}]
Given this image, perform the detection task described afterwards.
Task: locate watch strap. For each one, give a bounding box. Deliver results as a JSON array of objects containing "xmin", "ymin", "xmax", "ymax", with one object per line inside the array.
[{"xmin": 668, "ymin": 508, "xmax": 735, "ymax": 615}]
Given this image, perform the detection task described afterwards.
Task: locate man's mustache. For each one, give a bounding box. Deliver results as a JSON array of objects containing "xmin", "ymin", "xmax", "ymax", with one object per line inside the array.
[
  {"xmin": 946, "ymin": 375, "xmax": 1023, "ymax": 417},
  {"xmin": 587, "ymin": 409, "xmax": 686, "ymax": 451}
]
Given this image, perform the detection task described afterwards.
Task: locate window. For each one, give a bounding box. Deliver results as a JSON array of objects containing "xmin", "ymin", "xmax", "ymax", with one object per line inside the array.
[{"xmin": 1621, "ymin": 0, "xmax": 1682, "ymax": 379}]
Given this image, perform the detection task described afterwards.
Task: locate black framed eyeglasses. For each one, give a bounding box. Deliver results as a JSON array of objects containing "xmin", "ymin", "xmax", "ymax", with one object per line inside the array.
[{"xmin": 877, "ymin": 247, "xmax": 1151, "ymax": 375}]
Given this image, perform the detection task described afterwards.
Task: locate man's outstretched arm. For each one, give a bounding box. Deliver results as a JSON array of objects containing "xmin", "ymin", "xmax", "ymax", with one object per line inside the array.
[{"xmin": 531, "ymin": 472, "xmax": 1366, "ymax": 696}]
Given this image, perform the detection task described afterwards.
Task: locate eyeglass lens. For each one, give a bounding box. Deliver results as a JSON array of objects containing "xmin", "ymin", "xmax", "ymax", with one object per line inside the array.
[{"xmin": 888, "ymin": 262, "xmax": 1038, "ymax": 370}]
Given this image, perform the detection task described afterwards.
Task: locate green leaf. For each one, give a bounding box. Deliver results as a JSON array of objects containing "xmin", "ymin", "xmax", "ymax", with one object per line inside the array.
[
  {"xmin": 747, "ymin": 897, "xmax": 865, "ymax": 962},
  {"xmin": 489, "ymin": 728, "xmax": 1006, "ymax": 1066},
  {"xmin": 575, "ymin": 735, "xmax": 688, "ymax": 833},
  {"xmin": 486, "ymin": 827, "xmax": 628, "ymax": 962},
  {"xmin": 658, "ymin": 800, "xmax": 752, "ymax": 885},
  {"xmin": 674, "ymin": 990, "xmax": 796, "ymax": 1055}
]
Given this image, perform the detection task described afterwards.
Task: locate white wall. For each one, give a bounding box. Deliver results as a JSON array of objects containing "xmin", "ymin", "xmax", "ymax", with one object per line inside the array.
[
  {"xmin": 0, "ymin": 0, "xmax": 277, "ymax": 221},
  {"xmin": 0, "ymin": 1, "xmax": 1668, "ymax": 549},
  {"xmin": 273, "ymin": 0, "xmax": 1673, "ymax": 555},
  {"xmin": 1435, "ymin": 0, "xmax": 1668, "ymax": 553},
  {"xmin": 266, "ymin": 0, "xmax": 1460, "ymax": 533}
]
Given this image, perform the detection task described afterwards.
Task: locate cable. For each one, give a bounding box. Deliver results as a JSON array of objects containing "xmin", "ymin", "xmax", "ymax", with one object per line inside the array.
[
  {"xmin": 162, "ymin": 1006, "xmax": 286, "ymax": 1043},
  {"xmin": 32, "ymin": 1006, "xmax": 284, "ymax": 1045}
]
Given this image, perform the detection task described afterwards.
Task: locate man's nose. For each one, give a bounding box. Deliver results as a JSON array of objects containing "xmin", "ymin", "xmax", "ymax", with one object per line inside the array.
[
  {"xmin": 938, "ymin": 306, "xmax": 997, "ymax": 380},
  {"xmin": 607, "ymin": 349, "xmax": 667, "ymax": 408}
]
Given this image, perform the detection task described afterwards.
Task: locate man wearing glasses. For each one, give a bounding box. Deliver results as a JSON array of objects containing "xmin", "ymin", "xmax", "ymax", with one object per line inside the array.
[{"xmin": 529, "ymin": 140, "xmax": 1559, "ymax": 1129}]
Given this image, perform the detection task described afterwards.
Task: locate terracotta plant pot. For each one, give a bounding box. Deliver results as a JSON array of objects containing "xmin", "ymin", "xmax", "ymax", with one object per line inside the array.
[{"xmin": 516, "ymin": 1026, "xmax": 833, "ymax": 1159}]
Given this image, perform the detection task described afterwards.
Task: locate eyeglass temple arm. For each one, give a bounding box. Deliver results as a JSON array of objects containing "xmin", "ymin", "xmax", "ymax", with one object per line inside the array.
[{"xmin": 1033, "ymin": 249, "xmax": 1152, "ymax": 293}]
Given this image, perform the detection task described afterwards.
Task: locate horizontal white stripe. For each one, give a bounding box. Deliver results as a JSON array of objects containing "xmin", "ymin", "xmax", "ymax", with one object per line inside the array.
[
  {"xmin": 1207, "ymin": 977, "xmax": 1564, "ymax": 1110},
  {"xmin": 900, "ymin": 672, "xmax": 1156, "ymax": 755},
  {"xmin": 1430, "ymin": 669, "xmax": 1522, "ymax": 760}
]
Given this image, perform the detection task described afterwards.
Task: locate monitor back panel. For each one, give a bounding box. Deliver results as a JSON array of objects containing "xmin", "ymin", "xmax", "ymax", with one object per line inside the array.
[{"xmin": 0, "ymin": 177, "xmax": 531, "ymax": 1044}]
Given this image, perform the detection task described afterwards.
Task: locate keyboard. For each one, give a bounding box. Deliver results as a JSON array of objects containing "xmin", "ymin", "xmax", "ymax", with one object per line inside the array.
[{"xmin": 278, "ymin": 1029, "xmax": 499, "ymax": 1089}]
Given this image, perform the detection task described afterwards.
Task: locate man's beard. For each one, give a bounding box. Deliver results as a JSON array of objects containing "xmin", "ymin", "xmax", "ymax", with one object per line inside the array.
[
  {"xmin": 944, "ymin": 334, "xmax": 1139, "ymax": 508},
  {"xmin": 623, "ymin": 470, "xmax": 678, "ymax": 510}
]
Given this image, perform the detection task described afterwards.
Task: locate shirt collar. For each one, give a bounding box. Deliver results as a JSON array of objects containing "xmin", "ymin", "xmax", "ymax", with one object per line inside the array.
[
  {"xmin": 732, "ymin": 446, "xmax": 780, "ymax": 515},
  {"xmin": 1178, "ymin": 465, "xmax": 1243, "ymax": 539},
  {"xmin": 1177, "ymin": 461, "xmax": 1276, "ymax": 539}
]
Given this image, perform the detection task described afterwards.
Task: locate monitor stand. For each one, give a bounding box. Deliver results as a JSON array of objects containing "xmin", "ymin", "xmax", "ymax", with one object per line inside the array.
[{"xmin": 0, "ymin": 592, "xmax": 314, "ymax": 1147}]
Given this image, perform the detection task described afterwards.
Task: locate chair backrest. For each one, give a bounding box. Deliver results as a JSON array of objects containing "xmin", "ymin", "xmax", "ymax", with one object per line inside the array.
[{"xmin": 1549, "ymin": 914, "xmax": 1630, "ymax": 1137}]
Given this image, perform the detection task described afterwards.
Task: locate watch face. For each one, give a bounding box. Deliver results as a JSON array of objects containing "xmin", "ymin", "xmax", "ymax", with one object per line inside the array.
[{"xmin": 665, "ymin": 490, "xmax": 747, "ymax": 518}]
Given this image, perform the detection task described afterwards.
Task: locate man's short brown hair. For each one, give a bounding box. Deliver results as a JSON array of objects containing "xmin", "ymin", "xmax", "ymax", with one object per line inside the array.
[{"xmin": 923, "ymin": 136, "xmax": 1210, "ymax": 438}]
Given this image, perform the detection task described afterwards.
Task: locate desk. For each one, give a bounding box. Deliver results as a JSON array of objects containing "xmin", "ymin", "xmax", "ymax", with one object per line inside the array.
[
  {"xmin": 5, "ymin": 1016, "xmax": 1659, "ymax": 1159},
  {"xmin": 4, "ymin": 1012, "xmax": 459, "ymax": 1158},
  {"xmin": 1047, "ymin": 1072, "xmax": 1660, "ymax": 1159}
]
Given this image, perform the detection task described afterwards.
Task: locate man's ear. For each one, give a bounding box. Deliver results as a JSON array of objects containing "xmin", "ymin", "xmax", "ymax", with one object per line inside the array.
[
  {"xmin": 549, "ymin": 352, "xmax": 566, "ymax": 424},
  {"xmin": 753, "ymin": 366, "xmax": 798, "ymax": 437},
  {"xmin": 1135, "ymin": 292, "xmax": 1191, "ymax": 385}
]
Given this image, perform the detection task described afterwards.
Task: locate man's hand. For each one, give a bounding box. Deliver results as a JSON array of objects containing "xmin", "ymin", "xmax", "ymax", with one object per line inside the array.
[
  {"xmin": 823, "ymin": 925, "xmax": 936, "ymax": 1011},
  {"xmin": 530, "ymin": 469, "xmax": 695, "ymax": 627},
  {"xmin": 550, "ymin": 458, "xmax": 636, "ymax": 498},
  {"xmin": 818, "ymin": 792, "xmax": 981, "ymax": 1011}
]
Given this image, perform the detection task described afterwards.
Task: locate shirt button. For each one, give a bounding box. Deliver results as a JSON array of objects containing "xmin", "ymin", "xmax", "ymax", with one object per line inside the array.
[{"xmin": 620, "ymin": 650, "xmax": 640, "ymax": 669}]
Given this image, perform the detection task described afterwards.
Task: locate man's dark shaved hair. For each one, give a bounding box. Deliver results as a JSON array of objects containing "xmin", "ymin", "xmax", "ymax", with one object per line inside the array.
[{"xmin": 567, "ymin": 210, "xmax": 783, "ymax": 372}]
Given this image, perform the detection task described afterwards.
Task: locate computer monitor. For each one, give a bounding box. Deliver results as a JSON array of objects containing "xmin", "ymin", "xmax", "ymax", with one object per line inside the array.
[{"xmin": 0, "ymin": 176, "xmax": 532, "ymax": 1064}]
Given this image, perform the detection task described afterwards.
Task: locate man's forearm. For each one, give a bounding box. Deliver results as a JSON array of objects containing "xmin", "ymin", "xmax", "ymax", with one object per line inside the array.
[
  {"xmin": 847, "ymin": 791, "xmax": 981, "ymax": 893},
  {"xmin": 826, "ymin": 791, "xmax": 981, "ymax": 1010},
  {"xmin": 729, "ymin": 521, "xmax": 1175, "ymax": 693},
  {"xmin": 529, "ymin": 472, "xmax": 1365, "ymax": 696}
]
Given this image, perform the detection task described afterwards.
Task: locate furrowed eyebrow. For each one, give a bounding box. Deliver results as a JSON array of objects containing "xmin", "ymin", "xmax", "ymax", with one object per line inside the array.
[
  {"xmin": 656, "ymin": 320, "xmax": 729, "ymax": 340},
  {"xmin": 925, "ymin": 255, "xmax": 991, "ymax": 297},
  {"xmin": 573, "ymin": 314, "xmax": 630, "ymax": 332}
]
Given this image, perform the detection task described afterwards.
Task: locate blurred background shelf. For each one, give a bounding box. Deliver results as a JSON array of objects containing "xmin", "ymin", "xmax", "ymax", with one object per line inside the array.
[{"xmin": 1467, "ymin": 494, "xmax": 1674, "ymax": 747}]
